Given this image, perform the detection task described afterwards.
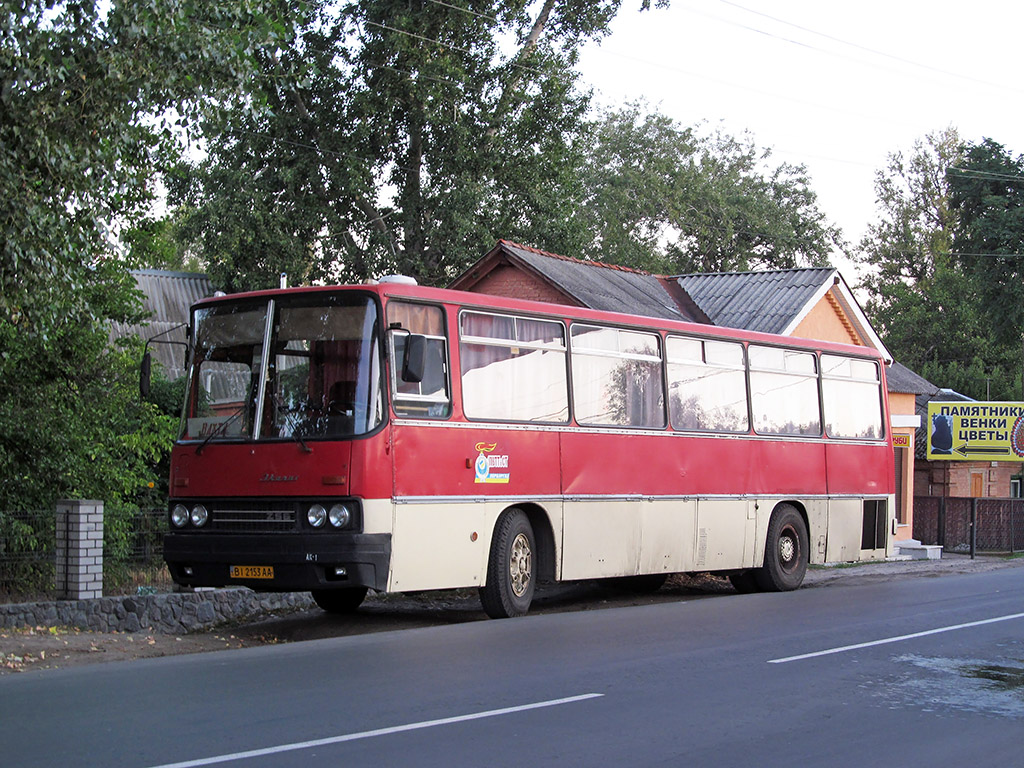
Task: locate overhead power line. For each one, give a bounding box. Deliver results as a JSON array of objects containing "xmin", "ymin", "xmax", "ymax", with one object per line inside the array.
[
  {"xmin": 717, "ymin": 0, "xmax": 1024, "ymax": 96},
  {"xmin": 361, "ymin": 20, "xmax": 548, "ymax": 78},
  {"xmin": 423, "ymin": 0, "xmax": 502, "ymax": 25},
  {"xmin": 947, "ymin": 166, "xmax": 1024, "ymax": 183}
]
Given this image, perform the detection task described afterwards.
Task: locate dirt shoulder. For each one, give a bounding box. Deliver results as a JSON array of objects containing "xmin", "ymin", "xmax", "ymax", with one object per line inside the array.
[
  {"xmin": 0, "ymin": 626, "xmax": 259, "ymax": 674},
  {"xmin": 3, "ymin": 553, "xmax": 1023, "ymax": 675}
]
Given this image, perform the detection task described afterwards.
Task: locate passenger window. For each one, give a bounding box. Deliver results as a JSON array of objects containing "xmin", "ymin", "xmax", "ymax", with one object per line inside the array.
[
  {"xmin": 821, "ymin": 354, "xmax": 883, "ymax": 439},
  {"xmin": 749, "ymin": 345, "xmax": 821, "ymax": 436},
  {"xmin": 387, "ymin": 302, "xmax": 451, "ymax": 418},
  {"xmin": 667, "ymin": 336, "xmax": 748, "ymax": 432},
  {"xmin": 460, "ymin": 311, "xmax": 569, "ymax": 423},
  {"xmin": 571, "ymin": 324, "xmax": 665, "ymax": 429}
]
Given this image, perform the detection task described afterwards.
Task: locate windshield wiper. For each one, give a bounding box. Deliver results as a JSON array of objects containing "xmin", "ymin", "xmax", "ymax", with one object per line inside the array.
[
  {"xmin": 272, "ymin": 394, "xmax": 312, "ymax": 453},
  {"xmin": 291, "ymin": 423, "xmax": 312, "ymax": 453},
  {"xmin": 196, "ymin": 409, "xmax": 244, "ymax": 455}
]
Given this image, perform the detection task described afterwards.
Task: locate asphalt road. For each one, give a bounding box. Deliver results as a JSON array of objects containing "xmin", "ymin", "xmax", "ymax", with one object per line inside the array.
[{"xmin": 3, "ymin": 566, "xmax": 1024, "ymax": 768}]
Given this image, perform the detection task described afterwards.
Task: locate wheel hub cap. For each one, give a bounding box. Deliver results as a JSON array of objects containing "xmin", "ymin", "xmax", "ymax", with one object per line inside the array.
[
  {"xmin": 510, "ymin": 532, "xmax": 532, "ymax": 597},
  {"xmin": 779, "ymin": 534, "xmax": 795, "ymax": 564}
]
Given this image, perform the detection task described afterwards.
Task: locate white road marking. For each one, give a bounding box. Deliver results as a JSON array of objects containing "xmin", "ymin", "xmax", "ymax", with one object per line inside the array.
[
  {"xmin": 769, "ymin": 611, "xmax": 1024, "ymax": 664},
  {"xmin": 145, "ymin": 693, "xmax": 604, "ymax": 768}
]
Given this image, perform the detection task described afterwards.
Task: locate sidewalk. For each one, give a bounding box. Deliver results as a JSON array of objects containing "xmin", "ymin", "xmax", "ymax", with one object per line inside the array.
[{"xmin": 804, "ymin": 552, "xmax": 1024, "ymax": 588}]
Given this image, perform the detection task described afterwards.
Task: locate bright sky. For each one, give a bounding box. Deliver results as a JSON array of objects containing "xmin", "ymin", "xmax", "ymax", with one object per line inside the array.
[{"xmin": 577, "ymin": 0, "xmax": 1024, "ymax": 278}]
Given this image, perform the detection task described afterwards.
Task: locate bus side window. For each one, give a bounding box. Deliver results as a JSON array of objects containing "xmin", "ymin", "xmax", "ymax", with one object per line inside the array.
[
  {"xmin": 821, "ymin": 355, "xmax": 883, "ymax": 439},
  {"xmin": 666, "ymin": 335, "xmax": 748, "ymax": 433},
  {"xmin": 749, "ymin": 345, "xmax": 821, "ymax": 436},
  {"xmin": 387, "ymin": 302, "xmax": 451, "ymax": 419},
  {"xmin": 459, "ymin": 312, "xmax": 569, "ymax": 423},
  {"xmin": 570, "ymin": 324, "xmax": 665, "ymax": 429}
]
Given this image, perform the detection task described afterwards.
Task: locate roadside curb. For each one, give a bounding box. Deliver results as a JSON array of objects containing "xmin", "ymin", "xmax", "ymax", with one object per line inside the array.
[
  {"xmin": 3, "ymin": 555, "xmax": 1021, "ymax": 636},
  {"xmin": 0, "ymin": 589, "xmax": 314, "ymax": 635}
]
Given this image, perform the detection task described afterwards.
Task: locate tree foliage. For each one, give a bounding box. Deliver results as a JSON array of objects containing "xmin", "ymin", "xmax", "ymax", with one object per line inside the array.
[
  {"xmin": 578, "ymin": 106, "xmax": 840, "ymax": 273},
  {"xmin": 2, "ymin": 0, "xmax": 291, "ymax": 327},
  {"xmin": 0, "ymin": 0, "xmax": 289, "ymax": 511},
  {"xmin": 857, "ymin": 129, "xmax": 1024, "ymax": 400},
  {"xmin": 172, "ymin": 0, "xmax": 668, "ymax": 291},
  {"xmin": 0, "ymin": 262, "xmax": 178, "ymax": 511},
  {"xmin": 173, "ymin": 3, "xmax": 839, "ymax": 292},
  {"xmin": 948, "ymin": 139, "xmax": 1024, "ymax": 351}
]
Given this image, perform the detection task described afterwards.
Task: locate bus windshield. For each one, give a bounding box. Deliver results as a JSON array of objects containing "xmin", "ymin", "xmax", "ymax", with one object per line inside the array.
[{"xmin": 181, "ymin": 292, "xmax": 384, "ymax": 443}]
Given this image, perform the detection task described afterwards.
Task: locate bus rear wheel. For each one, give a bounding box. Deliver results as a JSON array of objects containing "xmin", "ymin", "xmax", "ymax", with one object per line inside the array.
[
  {"xmin": 311, "ymin": 586, "xmax": 368, "ymax": 614},
  {"xmin": 479, "ymin": 508, "xmax": 535, "ymax": 619},
  {"xmin": 754, "ymin": 504, "xmax": 808, "ymax": 591}
]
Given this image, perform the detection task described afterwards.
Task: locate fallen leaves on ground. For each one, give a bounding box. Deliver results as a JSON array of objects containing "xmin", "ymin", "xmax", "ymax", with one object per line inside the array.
[{"xmin": 0, "ymin": 624, "xmax": 260, "ymax": 675}]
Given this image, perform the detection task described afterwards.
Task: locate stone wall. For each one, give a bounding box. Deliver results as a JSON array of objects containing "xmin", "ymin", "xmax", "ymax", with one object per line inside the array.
[{"xmin": 0, "ymin": 589, "xmax": 314, "ymax": 634}]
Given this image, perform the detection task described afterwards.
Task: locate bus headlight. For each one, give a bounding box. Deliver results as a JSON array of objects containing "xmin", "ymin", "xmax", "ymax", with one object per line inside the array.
[
  {"xmin": 171, "ymin": 504, "xmax": 189, "ymax": 528},
  {"xmin": 328, "ymin": 503, "xmax": 352, "ymax": 529},
  {"xmin": 190, "ymin": 505, "xmax": 209, "ymax": 527},
  {"xmin": 307, "ymin": 504, "xmax": 327, "ymax": 528}
]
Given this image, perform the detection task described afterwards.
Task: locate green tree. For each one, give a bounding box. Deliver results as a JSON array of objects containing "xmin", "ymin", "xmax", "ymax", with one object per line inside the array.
[
  {"xmin": 0, "ymin": 261, "xmax": 176, "ymax": 511},
  {"xmin": 122, "ymin": 215, "xmax": 205, "ymax": 273},
  {"xmin": 578, "ymin": 105, "xmax": 840, "ymax": 273},
  {"xmin": 948, "ymin": 139, "xmax": 1024, "ymax": 352},
  {"xmin": 172, "ymin": 0, "xmax": 667, "ymax": 292},
  {"xmin": 857, "ymin": 129, "xmax": 1023, "ymax": 400},
  {"xmin": 2, "ymin": 0, "xmax": 290, "ymax": 327},
  {"xmin": 1, "ymin": 1, "xmax": 289, "ymax": 513},
  {"xmin": 856, "ymin": 129, "xmax": 967, "ymax": 379}
]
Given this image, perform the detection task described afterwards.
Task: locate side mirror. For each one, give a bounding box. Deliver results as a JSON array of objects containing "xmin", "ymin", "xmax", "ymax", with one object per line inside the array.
[
  {"xmin": 140, "ymin": 351, "xmax": 152, "ymax": 398},
  {"xmin": 402, "ymin": 334, "xmax": 427, "ymax": 383}
]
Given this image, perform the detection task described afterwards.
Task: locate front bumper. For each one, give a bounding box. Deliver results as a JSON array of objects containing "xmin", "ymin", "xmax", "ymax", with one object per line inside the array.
[{"xmin": 164, "ymin": 532, "xmax": 391, "ymax": 592}]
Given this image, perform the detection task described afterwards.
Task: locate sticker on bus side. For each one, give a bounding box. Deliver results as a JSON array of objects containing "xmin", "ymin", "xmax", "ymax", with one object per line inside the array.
[{"xmin": 474, "ymin": 441, "xmax": 510, "ymax": 484}]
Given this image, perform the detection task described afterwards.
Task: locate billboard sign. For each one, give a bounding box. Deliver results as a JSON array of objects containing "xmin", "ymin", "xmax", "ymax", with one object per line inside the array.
[{"xmin": 926, "ymin": 402, "xmax": 1024, "ymax": 461}]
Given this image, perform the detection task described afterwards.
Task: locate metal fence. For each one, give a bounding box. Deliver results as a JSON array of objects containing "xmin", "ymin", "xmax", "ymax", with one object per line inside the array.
[
  {"xmin": 913, "ymin": 496, "xmax": 1024, "ymax": 555},
  {"xmin": 0, "ymin": 508, "xmax": 170, "ymax": 603},
  {"xmin": 0, "ymin": 509, "xmax": 55, "ymax": 602}
]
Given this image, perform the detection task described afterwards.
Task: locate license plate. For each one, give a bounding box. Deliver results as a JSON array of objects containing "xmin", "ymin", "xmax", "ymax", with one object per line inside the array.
[{"xmin": 230, "ymin": 565, "xmax": 274, "ymax": 579}]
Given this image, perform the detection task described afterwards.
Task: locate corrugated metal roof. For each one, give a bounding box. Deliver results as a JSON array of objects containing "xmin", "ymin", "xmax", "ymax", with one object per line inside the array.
[
  {"xmin": 500, "ymin": 241, "xmax": 691, "ymax": 321},
  {"xmin": 110, "ymin": 270, "xmax": 214, "ymax": 380},
  {"xmin": 675, "ymin": 268, "xmax": 836, "ymax": 335}
]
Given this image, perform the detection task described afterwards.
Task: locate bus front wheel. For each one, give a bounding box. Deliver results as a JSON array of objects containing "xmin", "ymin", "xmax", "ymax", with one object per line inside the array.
[
  {"xmin": 311, "ymin": 586, "xmax": 368, "ymax": 614},
  {"xmin": 754, "ymin": 504, "xmax": 808, "ymax": 592},
  {"xmin": 479, "ymin": 508, "xmax": 535, "ymax": 619}
]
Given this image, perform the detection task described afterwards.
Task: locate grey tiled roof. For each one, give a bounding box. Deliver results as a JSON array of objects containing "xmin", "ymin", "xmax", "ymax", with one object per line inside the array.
[
  {"xmin": 675, "ymin": 268, "xmax": 837, "ymax": 335},
  {"xmin": 500, "ymin": 241, "xmax": 691, "ymax": 321},
  {"xmin": 887, "ymin": 361, "xmax": 938, "ymax": 396},
  {"xmin": 110, "ymin": 270, "xmax": 214, "ymax": 380}
]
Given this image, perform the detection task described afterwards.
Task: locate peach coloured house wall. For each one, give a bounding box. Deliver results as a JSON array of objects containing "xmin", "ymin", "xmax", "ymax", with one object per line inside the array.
[
  {"xmin": 791, "ymin": 290, "xmax": 864, "ymax": 347},
  {"xmin": 888, "ymin": 391, "xmax": 918, "ymax": 541}
]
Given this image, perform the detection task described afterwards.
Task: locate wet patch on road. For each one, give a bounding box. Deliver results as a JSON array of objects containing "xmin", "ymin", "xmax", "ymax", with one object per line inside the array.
[{"xmin": 869, "ymin": 648, "xmax": 1024, "ymax": 718}]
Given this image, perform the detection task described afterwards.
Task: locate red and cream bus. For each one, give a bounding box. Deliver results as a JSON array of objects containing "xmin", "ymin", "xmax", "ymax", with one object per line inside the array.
[{"xmin": 162, "ymin": 278, "xmax": 895, "ymax": 618}]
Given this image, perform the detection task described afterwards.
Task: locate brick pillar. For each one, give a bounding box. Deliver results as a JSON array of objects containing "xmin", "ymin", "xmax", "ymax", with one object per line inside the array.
[{"xmin": 55, "ymin": 500, "xmax": 104, "ymax": 600}]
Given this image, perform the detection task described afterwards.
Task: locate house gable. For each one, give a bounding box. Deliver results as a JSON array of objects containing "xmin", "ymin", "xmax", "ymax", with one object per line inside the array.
[
  {"xmin": 677, "ymin": 268, "xmax": 892, "ymax": 362},
  {"xmin": 450, "ymin": 240, "xmax": 700, "ymax": 322},
  {"xmin": 790, "ymin": 289, "xmax": 864, "ymax": 346},
  {"xmin": 448, "ymin": 246, "xmax": 582, "ymax": 307}
]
